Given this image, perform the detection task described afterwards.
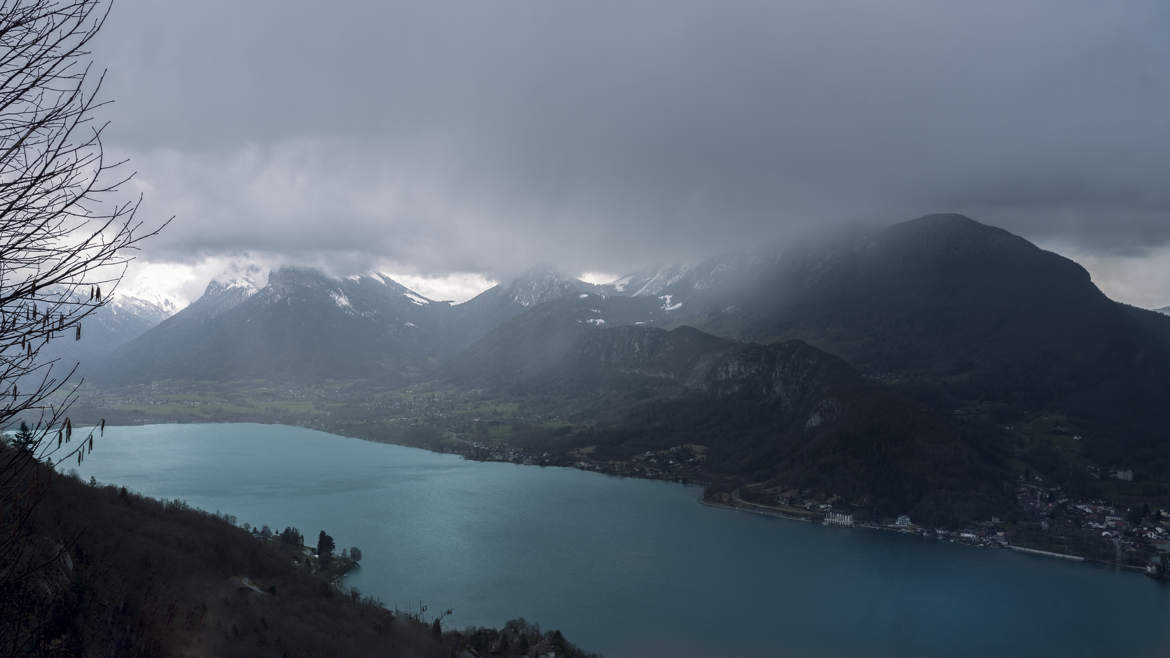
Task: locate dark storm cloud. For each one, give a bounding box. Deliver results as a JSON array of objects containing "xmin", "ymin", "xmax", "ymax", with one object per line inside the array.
[{"xmin": 93, "ymin": 0, "xmax": 1170, "ymax": 277}]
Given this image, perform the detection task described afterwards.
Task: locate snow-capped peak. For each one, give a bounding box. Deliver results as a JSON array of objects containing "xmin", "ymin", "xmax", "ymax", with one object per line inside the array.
[
  {"xmin": 109, "ymin": 292, "xmax": 179, "ymax": 321},
  {"xmin": 202, "ymin": 263, "xmax": 267, "ymax": 299},
  {"xmin": 205, "ymin": 276, "xmax": 260, "ymax": 299},
  {"xmin": 507, "ymin": 265, "xmax": 588, "ymax": 307},
  {"xmin": 223, "ymin": 278, "xmax": 259, "ymax": 294},
  {"xmin": 353, "ymin": 271, "xmax": 435, "ymax": 305}
]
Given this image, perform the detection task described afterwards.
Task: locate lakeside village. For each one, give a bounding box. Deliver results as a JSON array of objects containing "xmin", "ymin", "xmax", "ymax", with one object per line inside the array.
[{"xmin": 463, "ymin": 440, "xmax": 1170, "ymax": 579}]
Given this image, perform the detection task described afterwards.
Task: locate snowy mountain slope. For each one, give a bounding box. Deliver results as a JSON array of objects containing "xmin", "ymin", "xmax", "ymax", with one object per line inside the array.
[
  {"xmin": 32, "ymin": 288, "xmax": 175, "ymax": 377},
  {"xmin": 101, "ymin": 267, "xmax": 453, "ymax": 382},
  {"xmin": 102, "ymin": 262, "xmax": 668, "ymax": 383},
  {"xmin": 600, "ymin": 264, "xmax": 690, "ymax": 298},
  {"xmin": 446, "ymin": 265, "xmax": 602, "ymax": 351}
]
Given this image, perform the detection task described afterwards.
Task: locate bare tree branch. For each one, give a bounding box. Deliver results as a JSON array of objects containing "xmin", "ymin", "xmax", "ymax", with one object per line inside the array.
[{"xmin": 0, "ymin": 0, "xmax": 165, "ymax": 593}]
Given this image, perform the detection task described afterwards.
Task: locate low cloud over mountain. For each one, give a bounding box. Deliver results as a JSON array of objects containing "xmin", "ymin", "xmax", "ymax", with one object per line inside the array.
[{"xmin": 94, "ymin": 1, "xmax": 1170, "ymax": 306}]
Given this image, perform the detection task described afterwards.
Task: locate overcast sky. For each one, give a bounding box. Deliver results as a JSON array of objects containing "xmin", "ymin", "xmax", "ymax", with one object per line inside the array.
[{"xmin": 92, "ymin": 0, "xmax": 1170, "ymax": 306}]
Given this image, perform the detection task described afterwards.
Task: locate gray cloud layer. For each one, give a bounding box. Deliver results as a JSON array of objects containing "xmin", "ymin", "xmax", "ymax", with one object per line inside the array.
[{"xmin": 93, "ymin": 0, "xmax": 1170, "ymax": 283}]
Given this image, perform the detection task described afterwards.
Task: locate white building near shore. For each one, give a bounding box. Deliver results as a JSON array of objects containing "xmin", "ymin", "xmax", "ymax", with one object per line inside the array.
[{"xmin": 825, "ymin": 512, "xmax": 854, "ymax": 527}]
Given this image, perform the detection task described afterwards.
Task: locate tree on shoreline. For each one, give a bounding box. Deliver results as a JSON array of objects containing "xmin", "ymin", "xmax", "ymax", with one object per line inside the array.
[
  {"xmin": 317, "ymin": 530, "xmax": 335, "ymax": 567},
  {"xmin": 279, "ymin": 526, "xmax": 303, "ymax": 546}
]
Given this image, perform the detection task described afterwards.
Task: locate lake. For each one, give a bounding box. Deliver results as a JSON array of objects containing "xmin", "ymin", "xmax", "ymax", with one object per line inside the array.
[{"xmin": 72, "ymin": 423, "xmax": 1170, "ymax": 657}]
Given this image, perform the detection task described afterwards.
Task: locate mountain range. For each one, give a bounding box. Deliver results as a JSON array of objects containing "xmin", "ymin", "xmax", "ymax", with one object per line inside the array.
[
  {"xmin": 102, "ymin": 269, "xmax": 456, "ymax": 382},
  {"xmin": 79, "ymin": 214, "xmax": 1170, "ymax": 519}
]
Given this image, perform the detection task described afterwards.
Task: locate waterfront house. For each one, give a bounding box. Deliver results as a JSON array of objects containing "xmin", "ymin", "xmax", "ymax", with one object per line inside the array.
[{"xmin": 825, "ymin": 512, "xmax": 854, "ymax": 527}]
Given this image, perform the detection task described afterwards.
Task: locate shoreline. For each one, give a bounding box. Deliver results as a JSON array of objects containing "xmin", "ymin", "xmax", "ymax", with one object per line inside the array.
[
  {"xmin": 698, "ymin": 493, "xmax": 1158, "ymax": 576},
  {"xmin": 1006, "ymin": 545, "xmax": 1085, "ymax": 562},
  {"xmin": 698, "ymin": 495, "xmax": 819, "ymax": 524}
]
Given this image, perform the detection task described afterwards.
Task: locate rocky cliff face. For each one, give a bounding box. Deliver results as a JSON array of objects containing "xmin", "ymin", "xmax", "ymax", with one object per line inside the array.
[
  {"xmin": 569, "ymin": 325, "xmax": 731, "ymax": 380},
  {"xmin": 522, "ymin": 324, "xmax": 1002, "ymax": 519},
  {"xmin": 698, "ymin": 341, "xmax": 853, "ymax": 402},
  {"xmin": 566, "ymin": 325, "xmax": 854, "ymax": 415}
]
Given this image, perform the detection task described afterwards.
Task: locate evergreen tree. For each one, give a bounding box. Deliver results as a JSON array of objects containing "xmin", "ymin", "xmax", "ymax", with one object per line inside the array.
[
  {"xmin": 11, "ymin": 422, "xmax": 35, "ymax": 454},
  {"xmin": 279, "ymin": 526, "xmax": 303, "ymax": 546},
  {"xmin": 317, "ymin": 530, "xmax": 335, "ymax": 566}
]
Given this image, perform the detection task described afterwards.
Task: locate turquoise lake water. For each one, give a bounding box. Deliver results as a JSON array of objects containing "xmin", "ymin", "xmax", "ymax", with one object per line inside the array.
[{"xmin": 72, "ymin": 423, "xmax": 1170, "ymax": 657}]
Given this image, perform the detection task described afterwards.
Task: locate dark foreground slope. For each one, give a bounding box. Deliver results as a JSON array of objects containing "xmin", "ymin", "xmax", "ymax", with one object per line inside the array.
[{"xmin": 0, "ymin": 449, "xmax": 594, "ymax": 658}]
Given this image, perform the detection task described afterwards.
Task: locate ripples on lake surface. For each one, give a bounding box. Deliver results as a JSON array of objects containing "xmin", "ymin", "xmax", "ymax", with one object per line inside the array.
[{"xmin": 74, "ymin": 423, "xmax": 1170, "ymax": 658}]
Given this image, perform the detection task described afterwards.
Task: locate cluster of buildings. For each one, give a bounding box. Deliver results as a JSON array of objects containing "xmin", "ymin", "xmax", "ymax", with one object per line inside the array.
[
  {"xmin": 467, "ymin": 441, "xmax": 549, "ymax": 466},
  {"xmin": 1015, "ymin": 474, "xmax": 1170, "ymax": 570}
]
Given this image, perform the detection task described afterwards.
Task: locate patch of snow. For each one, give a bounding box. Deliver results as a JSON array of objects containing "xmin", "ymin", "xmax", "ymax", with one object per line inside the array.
[
  {"xmin": 659, "ymin": 294, "xmax": 683, "ymax": 312},
  {"xmin": 221, "ymin": 277, "xmax": 259, "ymax": 294},
  {"xmin": 211, "ymin": 279, "xmax": 256, "ymax": 296},
  {"xmin": 586, "ymin": 318, "xmax": 606, "ymax": 326},
  {"xmin": 579, "ymin": 293, "xmax": 589, "ymax": 298},
  {"xmin": 404, "ymin": 321, "xmax": 417, "ymax": 328},
  {"xmin": 353, "ymin": 271, "xmax": 401, "ymax": 287},
  {"xmin": 330, "ymin": 290, "xmax": 352, "ymax": 310},
  {"xmin": 403, "ymin": 291, "xmax": 431, "ymax": 306}
]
